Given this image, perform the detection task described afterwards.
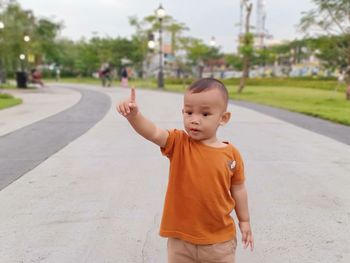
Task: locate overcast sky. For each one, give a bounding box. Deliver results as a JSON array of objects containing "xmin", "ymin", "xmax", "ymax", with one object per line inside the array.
[{"xmin": 17, "ymin": 0, "xmax": 315, "ymax": 53}]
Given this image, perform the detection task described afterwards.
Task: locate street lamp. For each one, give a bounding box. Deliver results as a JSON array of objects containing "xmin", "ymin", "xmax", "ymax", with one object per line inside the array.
[
  {"xmin": 148, "ymin": 40, "xmax": 155, "ymax": 50},
  {"xmin": 23, "ymin": 35, "xmax": 30, "ymax": 42},
  {"xmin": 209, "ymin": 36, "xmax": 216, "ymax": 47},
  {"xmin": 21, "ymin": 33, "xmax": 31, "ymax": 69},
  {"xmin": 156, "ymin": 4, "xmax": 165, "ymax": 88},
  {"xmin": 147, "ymin": 33, "xmax": 155, "ymax": 50},
  {"xmin": 23, "ymin": 33, "xmax": 34, "ymax": 63}
]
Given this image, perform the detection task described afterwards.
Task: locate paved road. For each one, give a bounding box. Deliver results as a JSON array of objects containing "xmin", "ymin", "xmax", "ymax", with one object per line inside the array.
[
  {"xmin": 0, "ymin": 87, "xmax": 81, "ymax": 136},
  {"xmin": 0, "ymin": 86, "xmax": 111, "ymax": 189},
  {"xmin": 0, "ymin": 84, "xmax": 349, "ymax": 263},
  {"xmin": 233, "ymin": 100, "xmax": 350, "ymax": 146}
]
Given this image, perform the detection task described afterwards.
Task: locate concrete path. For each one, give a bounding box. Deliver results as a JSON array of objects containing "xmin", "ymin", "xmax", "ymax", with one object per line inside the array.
[
  {"xmin": 0, "ymin": 84, "xmax": 349, "ymax": 263},
  {"xmin": 233, "ymin": 100, "xmax": 350, "ymax": 146},
  {"xmin": 0, "ymin": 86, "xmax": 110, "ymax": 189},
  {"xmin": 0, "ymin": 87, "xmax": 81, "ymax": 136}
]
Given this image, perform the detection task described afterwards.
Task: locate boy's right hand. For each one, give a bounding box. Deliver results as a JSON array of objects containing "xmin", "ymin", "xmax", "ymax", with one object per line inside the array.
[
  {"xmin": 239, "ymin": 221, "xmax": 254, "ymax": 251},
  {"xmin": 116, "ymin": 87, "xmax": 139, "ymax": 118}
]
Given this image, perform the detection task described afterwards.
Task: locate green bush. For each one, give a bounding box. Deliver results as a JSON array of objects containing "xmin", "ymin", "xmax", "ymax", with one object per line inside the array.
[
  {"xmin": 222, "ymin": 77, "xmax": 344, "ymax": 91},
  {"xmin": 165, "ymin": 77, "xmax": 194, "ymax": 85},
  {"xmin": 165, "ymin": 77, "xmax": 342, "ymax": 91}
]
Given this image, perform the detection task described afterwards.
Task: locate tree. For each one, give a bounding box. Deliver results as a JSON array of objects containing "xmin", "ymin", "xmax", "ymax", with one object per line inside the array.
[
  {"xmin": 61, "ymin": 37, "xmax": 142, "ymax": 77},
  {"xmin": 164, "ymin": 21, "xmax": 189, "ymax": 57},
  {"xmin": 141, "ymin": 14, "xmax": 188, "ymax": 56},
  {"xmin": 0, "ymin": 1, "xmax": 62, "ymax": 75},
  {"xmin": 306, "ymin": 36, "xmax": 348, "ymax": 71},
  {"xmin": 53, "ymin": 38, "xmax": 78, "ymax": 76},
  {"xmin": 31, "ymin": 18, "xmax": 62, "ymax": 65},
  {"xmin": 238, "ymin": 1, "xmax": 253, "ymax": 93},
  {"xmin": 299, "ymin": 0, "xmax": 350, "ymax": 66},
  {"xmin": 128, "ymin": 16, "xmax": 149, "ymax": 76},
  {"xmin": 225, "ymin": 54, "xmax": 243, "ymax": 71},
  {"xmin": 183, "ymin": 37, "xmax": 221, "ymax": 78},
  {"xmin": 129, "ymin": 14, "xmax": 188, "ymax": 77},
  {"xmin": 252, "ymin": 48, "xmax": 275, "ymax": 68},
  {"xmin": 0, "ymin": 2, "xmax": 36, "ymax": 72}
]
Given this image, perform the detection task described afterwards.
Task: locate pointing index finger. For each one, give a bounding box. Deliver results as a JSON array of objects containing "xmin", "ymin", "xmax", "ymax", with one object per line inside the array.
[{"xmin": 130, "ymin": 87, "xmax": 136, "ymax": 102}]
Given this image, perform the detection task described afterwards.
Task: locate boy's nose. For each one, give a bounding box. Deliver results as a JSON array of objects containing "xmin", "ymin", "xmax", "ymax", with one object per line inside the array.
[{"xmin": 190, "ymin": 117, "xmax": 200, "ymax": 125}]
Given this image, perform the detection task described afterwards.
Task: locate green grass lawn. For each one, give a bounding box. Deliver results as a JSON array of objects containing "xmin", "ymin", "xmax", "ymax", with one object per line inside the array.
[
  {"xmin": 0, "ymin": 83, "xmax": 22, "ymax": 110},
  {"xmin": 228, "ymin": 86, "xmax": 350, "ymax": 126},
  {"xmin": 0, "ymin": 93, "xmax": 22, "ymax": 110}
]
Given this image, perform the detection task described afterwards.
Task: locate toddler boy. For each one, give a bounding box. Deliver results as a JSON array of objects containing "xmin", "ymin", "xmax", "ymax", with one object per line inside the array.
[{"xmin": 117, "ymin": 78, "xmax": 254, "ymax": 262}]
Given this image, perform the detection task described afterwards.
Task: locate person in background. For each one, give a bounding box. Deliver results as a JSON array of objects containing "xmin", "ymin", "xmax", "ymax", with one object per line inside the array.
[
  {"xmin": 30, "ymin": 68, "xmax": 44, "ymax": 87},
  {"xmin": 121, "ymin": 67, "xmax": 128, "ymax": 88},
  {"xmin": 100, "ymin": 63, "xmax": 112, "ymax": 87}
]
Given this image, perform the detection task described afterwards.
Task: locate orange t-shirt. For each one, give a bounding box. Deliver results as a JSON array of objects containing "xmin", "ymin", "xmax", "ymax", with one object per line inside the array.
[{"xmin": 160, "ymin": 129, "xmax": 245, "ymax": 245}]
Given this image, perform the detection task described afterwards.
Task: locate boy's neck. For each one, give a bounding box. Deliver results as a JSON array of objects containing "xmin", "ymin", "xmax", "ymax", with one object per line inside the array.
[{"xmin": 197, "ymin": 137, "xmax": 227, "ymax": 148}]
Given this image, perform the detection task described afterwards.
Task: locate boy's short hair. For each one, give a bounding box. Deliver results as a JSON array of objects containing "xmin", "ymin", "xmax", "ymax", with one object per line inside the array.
[{"xmin": 187, "ymin": 78, "xmax": 229, "ymax": 105}]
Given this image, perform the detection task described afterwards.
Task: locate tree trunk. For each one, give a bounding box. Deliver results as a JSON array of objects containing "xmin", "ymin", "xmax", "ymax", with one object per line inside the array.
[
  {"xmin": 347, "ymin": 39, "xmax": 350, "ymax": 100},
  {"xmin": 238, "ymin": 2, "xmax": 253, "ymax": 94},
  {"xmin": 238, "ymin": 56, "xmax": 250, "ymax": 93}
]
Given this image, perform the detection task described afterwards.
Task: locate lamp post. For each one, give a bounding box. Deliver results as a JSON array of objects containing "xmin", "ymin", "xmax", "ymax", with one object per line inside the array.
[
  {"xmin": 23, "ymin": 33, "xmax": 34, "ymax": 64},
  {"xmin": 21, "ymin": 33, "xmax": 30, "ymax": 70},
  {"xmin": 156, "ymin": 4, "xmax": 165, "ymax": 88},
  {"xmin": 16, "ymin": 33, "xmax": 31, "ymax": 88}
]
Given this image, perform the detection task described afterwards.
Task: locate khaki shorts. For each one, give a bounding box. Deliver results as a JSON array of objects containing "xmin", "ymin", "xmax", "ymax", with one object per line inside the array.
[{"xmin": 167, "ymin": 237, "xmax": 237, "ymax": 263}]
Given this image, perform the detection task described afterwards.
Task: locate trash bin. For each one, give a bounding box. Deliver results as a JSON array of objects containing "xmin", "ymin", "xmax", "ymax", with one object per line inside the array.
[{"xmin": 16, "ymin": 71, "xmax": 27, "ymax": 88}]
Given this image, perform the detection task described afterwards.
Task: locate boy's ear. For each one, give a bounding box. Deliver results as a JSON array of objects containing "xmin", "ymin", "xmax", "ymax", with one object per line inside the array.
[{"xmin": 220, "ymin": 111, "xmax": 231, "ymax": 126}]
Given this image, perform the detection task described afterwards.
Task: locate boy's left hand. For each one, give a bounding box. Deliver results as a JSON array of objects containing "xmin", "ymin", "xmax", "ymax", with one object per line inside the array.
[{"xmin": 239, "ymin": 221, "xmax": 254, "ymax": 251}]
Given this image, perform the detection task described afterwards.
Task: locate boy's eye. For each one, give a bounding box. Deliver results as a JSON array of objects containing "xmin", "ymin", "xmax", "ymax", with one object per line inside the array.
[
  {"xmin": 203, "ymin": 113, "xmax": 210, "ymax": 117},
  {"xmin": 185, "ymin": 111, "xmax": 192, "ymax": 115}
]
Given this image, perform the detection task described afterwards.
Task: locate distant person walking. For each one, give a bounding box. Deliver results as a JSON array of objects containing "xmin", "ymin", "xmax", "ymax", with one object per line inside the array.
[
  {"xmin": 121, "ymin": 67, "xmax": 128, "ymax": 88},
  {"xmin": 100, "ymin": 63, "xmax": 112, "ymax": 87}
]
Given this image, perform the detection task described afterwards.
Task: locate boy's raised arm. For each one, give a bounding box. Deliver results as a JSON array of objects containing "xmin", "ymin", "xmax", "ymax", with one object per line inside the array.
[{"xmin": 116, "ymin": 88, "xmax": 169, "ymax": 148}]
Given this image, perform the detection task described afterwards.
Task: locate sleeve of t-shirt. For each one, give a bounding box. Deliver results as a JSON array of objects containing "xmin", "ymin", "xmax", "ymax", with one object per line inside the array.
[
  {"xmin": 231, "ymin": 147, "xmax": 245, "ymax": 185},
  {"xmin": 160, "ymin": 129, "xmax": 181, "ymax": 158}
]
